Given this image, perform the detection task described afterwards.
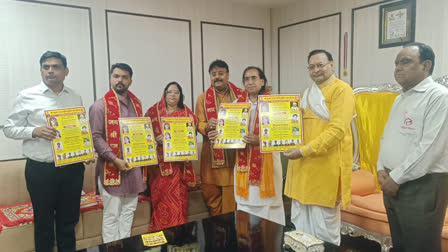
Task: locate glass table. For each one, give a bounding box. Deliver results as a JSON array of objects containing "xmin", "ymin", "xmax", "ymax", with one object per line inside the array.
[{"xmin": 78, "ymin": 210, "xmax": 352, "ymax": 252}]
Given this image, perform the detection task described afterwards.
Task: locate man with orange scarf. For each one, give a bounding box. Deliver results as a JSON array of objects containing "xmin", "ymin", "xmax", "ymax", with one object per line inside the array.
[
  {"xmin": 89, "ymin": 63, "xmax": 147, "ymax": 243},
  {"xmin": 235, "ymin": 66, "xmax": 285, "ymax": 251},
  {"xmin": 195, "ymin": 59, "xmax": 247, "ymax": 216},
  {"xmin": 145, "ymin": 81, "xmax": 197, "ymax": 231}
]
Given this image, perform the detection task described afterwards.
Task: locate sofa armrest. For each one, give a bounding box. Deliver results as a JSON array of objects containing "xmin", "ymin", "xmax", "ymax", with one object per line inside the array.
[{"xmin": 351, "ymin": 170, "xmax": 377, "ymax": 196}]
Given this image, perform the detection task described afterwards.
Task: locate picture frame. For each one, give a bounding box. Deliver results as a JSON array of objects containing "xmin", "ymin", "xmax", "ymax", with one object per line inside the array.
[{"xmin": 379, "ymin": 0, "xmax": 416, "ymax": 48}]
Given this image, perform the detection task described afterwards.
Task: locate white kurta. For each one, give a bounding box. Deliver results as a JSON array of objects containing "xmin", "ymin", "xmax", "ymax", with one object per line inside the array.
[{"xmin": 234, "ymin": 102, "xmax": 285, "ymax": 226}]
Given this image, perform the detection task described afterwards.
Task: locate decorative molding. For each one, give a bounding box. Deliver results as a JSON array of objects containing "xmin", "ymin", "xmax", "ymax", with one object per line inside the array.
[
  {"xmin": 105, "ymin": 10, "xmax": 194, "ymax": 109},
  {"xmin": 200, "ymin": 21, "xmax": 264, "ymax": 92},
  {"xmin": 278, "ymin": 13, "xmax": 342, "ymax": 92},
  {"xmin": 17, "ymin": 0, "xmax": 97, "ymax": 100},
  {"xmin": 1, "ymin": 0, "xmax": 96, "ymax": 161},
  {"xmin": 350, "ymin": 0, "xmax": 397, "ymax": 85}
]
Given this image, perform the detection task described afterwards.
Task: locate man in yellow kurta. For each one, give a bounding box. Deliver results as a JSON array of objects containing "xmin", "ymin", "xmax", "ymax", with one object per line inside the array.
[
  {"xmin": 284, "ymin": 50, "xmax": 355, "ymax": 245},
  {"xmin": 196, "ymin": 59, "xmax": 246, "ymax": 216}
]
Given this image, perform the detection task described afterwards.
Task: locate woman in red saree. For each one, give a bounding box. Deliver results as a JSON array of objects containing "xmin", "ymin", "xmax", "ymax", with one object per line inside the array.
[{"xmin": 145, "ymin": 81, "xmax": 197, "ymax": 231}]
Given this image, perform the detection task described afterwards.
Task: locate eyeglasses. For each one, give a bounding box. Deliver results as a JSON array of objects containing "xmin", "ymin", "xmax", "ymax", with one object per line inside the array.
[
  {"xmin": 307, "ymin": 62, "xmax": 330, "ymax": 71},
  {"xmin": 166, "ymin": 90, "xmax": 180, "ymax": 95}
]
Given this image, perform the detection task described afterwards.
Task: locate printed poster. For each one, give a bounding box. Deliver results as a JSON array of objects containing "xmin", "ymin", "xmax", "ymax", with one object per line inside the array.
[
  {"xmin": 214, "ymin": 102, "xmax": 251, "ymax": 149},
  {"xmin": 258, "ymin": 95, "xmax": 303, "ymax": 152},
  {"xmin": 161, "ymin": 117, "xmax": 198, "ymax": 162},
  {"xmin": 45, "ymin": 107, "xmax": 94, "ymax": 166},
  {"xmin": 119, "ymin": 117, "xmax": 158, "ymax": 167}
]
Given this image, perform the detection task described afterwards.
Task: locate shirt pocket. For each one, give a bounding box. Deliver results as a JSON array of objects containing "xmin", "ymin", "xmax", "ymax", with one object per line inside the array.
[{"xmin": 399, "ymin": 113, "xmax": 422, "ymax": 136}]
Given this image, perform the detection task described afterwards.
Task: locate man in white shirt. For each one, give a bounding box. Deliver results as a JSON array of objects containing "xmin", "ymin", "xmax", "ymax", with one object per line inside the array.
[
  {"xmin": 3, "ymin": 51, "xmax": 88, "ymax": 252},
  {"xmin": 377, "ymin": 42, "xmax": 448, "ymax": 252}
]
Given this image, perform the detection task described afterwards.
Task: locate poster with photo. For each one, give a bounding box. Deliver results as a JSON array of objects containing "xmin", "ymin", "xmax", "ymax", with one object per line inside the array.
[
  {"xmin": 45, "ymin": 107, "xmax": 94, "ymax": 166},
  {"xmin": 161, "ymin": 117, "xmax": 198, "ymax": 162},
  {"xmin": 119, "ymin": 117, "xmax": 158, "ymax": 167},
  {"xmin": 214, "ymin": 102, "xmax": 251, "ymax": 149},
  {"xmin": 258, "ymin": 95, "xmax": 303, "ymax": 153}
]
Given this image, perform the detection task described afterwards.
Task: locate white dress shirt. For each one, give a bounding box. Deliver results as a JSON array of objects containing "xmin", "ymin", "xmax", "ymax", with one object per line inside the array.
[
  {"xmin": 377, "ymin": 76, "xmax": 448, "ymax": 184},
  {"xmin": 3, "ymin": 82, "xmax": 83, "ymax": 162}
]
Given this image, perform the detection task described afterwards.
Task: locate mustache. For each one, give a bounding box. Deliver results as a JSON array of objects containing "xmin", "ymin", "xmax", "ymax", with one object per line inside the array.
[{"xmin": 214, "ymin": 79, "xmax": 223, "ymax": 83}]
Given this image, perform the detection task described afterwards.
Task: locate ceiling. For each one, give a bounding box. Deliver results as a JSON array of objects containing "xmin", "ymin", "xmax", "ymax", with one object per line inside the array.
[{"xmin": 230, "ymin": 0, "xmax": 298, "ymax": 8}]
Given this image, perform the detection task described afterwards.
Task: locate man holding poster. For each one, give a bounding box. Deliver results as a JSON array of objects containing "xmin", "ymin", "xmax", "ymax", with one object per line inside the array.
[
  {"xmin": 196, "ymin": 59, "xmax": 247, "ymax": 250},
  {"xmin": 195, "ymin": 60, "xmax": 247, "ymax": 216},
  {"xmin": 3, "ymin": 51, "xmax": 87, "ymax": 252},
  {"xmin": 89, "ymin": 63, "xmax": 147, "ymax": 244},
  {"xmin": 284, "ymin": 50, "xmax": 355, "ymax": 246},
  {"xmin": 235, "ymin": 66, "xmax": 285, "ymax": 251}
]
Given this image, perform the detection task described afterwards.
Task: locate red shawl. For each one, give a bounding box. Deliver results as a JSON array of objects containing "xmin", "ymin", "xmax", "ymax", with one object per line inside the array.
[
  {"xmin": 145, "ymin": 94, "xmax": 197, "ymax": 186},
  {"xmin": 103, "ymin": 89, "xmax": 145, "ymax": 186},
  {"xmin": 204, "ymin": 81, "xmax": 247, "ymax": 168},
  {"xmin": 236, "ymin": 91, "xmax": 275, "ymax": 199}
]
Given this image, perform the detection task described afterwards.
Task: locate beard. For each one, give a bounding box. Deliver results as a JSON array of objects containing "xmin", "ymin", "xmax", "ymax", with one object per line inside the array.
[{"xmin": 113, "ymin": 82, "xmax": 128, "ymax": 94}]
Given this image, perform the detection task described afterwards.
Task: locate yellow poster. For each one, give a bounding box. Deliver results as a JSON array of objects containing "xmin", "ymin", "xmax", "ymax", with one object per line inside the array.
[
  {"xmin": 258, "ymin": 95, "xmax": 303, "ymax": 153},
  {"xmin": 214, "ymin": 102, "xmax": 251, "ymax": 149},
  {"xmin": 45, "ymin": 107, "xmax": 95, "ymax": 166},
  {"xmin": 141, "ymin": 231, "xmax": 167, "ymax": 247},
  {"xmin": 162, "ymin": 117, "xmax": 198, "ymax": 162},
  {"xmin": 119, "ymin": 117, "xmax": 158, "ymax": 167}
]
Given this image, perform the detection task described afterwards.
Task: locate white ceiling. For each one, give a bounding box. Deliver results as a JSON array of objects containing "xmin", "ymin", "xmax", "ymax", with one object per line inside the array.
[{"xmin": 231, "ymin": 0, "xmax": 297, "ymax": 8}]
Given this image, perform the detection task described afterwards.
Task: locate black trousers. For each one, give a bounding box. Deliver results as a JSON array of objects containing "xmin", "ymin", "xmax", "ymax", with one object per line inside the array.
[
  {"xmin": 383, "ymin": 173, "xmax": 448, "ymax": 252},
  {"xmin": 25, "ymin": 159, "xmax": 85, "ymax": 252}
]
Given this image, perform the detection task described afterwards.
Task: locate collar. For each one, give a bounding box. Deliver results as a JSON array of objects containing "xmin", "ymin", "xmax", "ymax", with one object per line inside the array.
[
  {"xmin": 409, "ymin": 76, "xmax": 433, "ymax": 93},
  {"xmin": 317, "ymin": 75, "xmax": 336, "ymax": 89},
  {"xmin": 38, "ymin": 81, "xmax": 69, "ymax": 95}
]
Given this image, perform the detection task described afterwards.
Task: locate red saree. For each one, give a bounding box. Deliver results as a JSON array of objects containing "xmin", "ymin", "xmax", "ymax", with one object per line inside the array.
[{"xmin": 145, "ymin": 94, "xmax": 198, "ymax": 232}]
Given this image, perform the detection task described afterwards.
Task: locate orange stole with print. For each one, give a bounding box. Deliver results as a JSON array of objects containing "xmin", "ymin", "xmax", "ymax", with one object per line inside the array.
[
  {"xmin": 236, "ymin": 93, "xmax": 275, "ymax": 199},
  {"xmin": 103, "ymin": 89, "xmax": 145, "ymax": 186},
  {"xmin": 146, "ymin": 100, "xmax": 197, "ymax": 187},
  {"xmin": 204, "ymin": 82, "xmax": 247, "ymax": 168}
]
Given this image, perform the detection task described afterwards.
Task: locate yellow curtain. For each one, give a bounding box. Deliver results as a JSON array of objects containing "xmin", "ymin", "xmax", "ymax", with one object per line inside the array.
[{"xmin": 354, "ymin": 92, "xmax": 399, "ymax": 188}]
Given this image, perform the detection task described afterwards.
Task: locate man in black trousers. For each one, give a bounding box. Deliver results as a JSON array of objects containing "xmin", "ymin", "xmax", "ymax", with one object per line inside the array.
[
  {"xmin": 378, "ymin": 43, "xmax": 448, "ymax": 252},
  {"xmin": 4, "ymin": 51, "xmax": 92, "ymax": 252}
]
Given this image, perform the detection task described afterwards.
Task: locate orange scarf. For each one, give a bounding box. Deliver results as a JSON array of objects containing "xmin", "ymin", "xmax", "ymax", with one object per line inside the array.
[
  {"xmin": 145, "ymin": 95, "xmax": 197, "ymax": 187},
  {"xmin": 204, "ymin": 82, "xmax": 247, "ymax": 168},
  {"xmin": 103, "ymin": 89, "xmax": 146, "ymax": 186},
  {"xmin": 236, "ymin": 92, "xmax": 275, "ymax": 199}
]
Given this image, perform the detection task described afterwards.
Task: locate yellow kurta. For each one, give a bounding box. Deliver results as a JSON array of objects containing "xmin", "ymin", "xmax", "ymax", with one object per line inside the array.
[{"xmin": 284, "ymin": 76, "xmax": 355, "ymax": 209}]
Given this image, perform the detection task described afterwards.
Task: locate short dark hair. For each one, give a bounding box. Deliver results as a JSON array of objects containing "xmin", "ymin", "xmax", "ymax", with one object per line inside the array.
[
  {"xmin": 110, "ymin": 63, "xmax": 133, "ymax": 78},
  {"xmin": 404, "ymin": 42, "xmax": 435, "ymax": 74},
  {"xmin": 307, "ymin": 49, "xmax": 334, "ymax": 63},
  {"xmin": 40, "ymin": 51, "xmax": 67, "ymax": 68},
  {"xmin": 208, "ymin": 59, "xmax": 229, "ymax": 73},
  {"xmin": 242, "ymin": 66, "xmax": 268, "ymax": 95},
  {"xmin": 164, "ymin": 81, "xmax": 185, "ymax": 109}
]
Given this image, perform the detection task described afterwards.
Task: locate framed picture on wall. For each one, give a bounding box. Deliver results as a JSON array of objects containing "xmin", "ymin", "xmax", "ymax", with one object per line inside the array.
[{"xmin": 379, "ymin": 0, "xmax": 416, "ymax": 48}]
